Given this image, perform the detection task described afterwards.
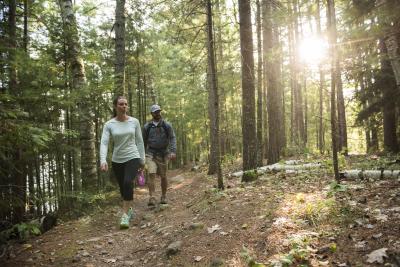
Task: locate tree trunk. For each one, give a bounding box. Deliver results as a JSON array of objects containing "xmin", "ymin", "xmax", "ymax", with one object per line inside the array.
[
  {"xmin": 316, "ymin": 0, "xmax": 325, "ymax": 153},
  {"xmin": 206, "ymin": 0, "xmax": 223, "ymax": 190},
  {"xmin": 263, "ymin": 0, "xmax": 280, "ymax": 164},
  {"xmin": 256, "ymin": 0, "xmax": 263, "ymax": 166},
  {"xmin": 336, "ymin": 50, "xmax": 348, "ymax": 154},
  {"xmin": 59, "ymin": 0, "xmax": 97, "ymax": 193},
  {"xmin": 288, "ymin": 2, "xmax": 297, "ymax": 146},
  {"xmin": 278, "ymin": 37, "xmax": 286, "ymax": 151},
  {"xmin": 291, "ymin": 0, "xmax": 305, "ymax": 148},
  {"xmin": 379, "ymin": 38, "xmax": 399, "ymax": 153},
  {"xmin": 238, "ymin": 0, "xmax": 257, "ymax": 179},
  {"xmin": 23, "ymin": 0, "xmax": 28, "ymax": 52},
  {"xmin": 215, "ymin": 0, "xmax": 227, "ymax": 158},
  {"xmin": 114, "ymin": 0, "xmax": 126, "ymax": 96},
  {"xmin": 327, "ymin": 0, "xmax": 339, "ymax": 181},
  {"xmin": 385, "ymin": 32, "xmax": 400, "ymax": 87}
]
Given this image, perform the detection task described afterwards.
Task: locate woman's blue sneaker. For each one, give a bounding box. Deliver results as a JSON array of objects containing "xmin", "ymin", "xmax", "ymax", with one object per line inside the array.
[{"xmin": 120, "ymin": 213, "xmax": 129, "ymax": 229}]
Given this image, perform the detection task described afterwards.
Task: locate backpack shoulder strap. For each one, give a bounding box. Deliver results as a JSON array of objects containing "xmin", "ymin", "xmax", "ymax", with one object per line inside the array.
[{"xmin": 161, "ymin": 120, "xmax": 170, "ymax": 139}]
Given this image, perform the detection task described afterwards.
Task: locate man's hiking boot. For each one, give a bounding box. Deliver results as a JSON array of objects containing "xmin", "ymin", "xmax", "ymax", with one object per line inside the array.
[
  {"xmin": 127, "ymin": 208, "xmax": 134, "ymax": 221},
  {"xmin": 120, "ymin": 213, "xmax": 129, "ymax": 229},
  {"xmin": 148, "ymin": 197, "xmax": 156, "ymax": 207},
  {"xmin": 160, "ymin": 195, "xmax": 168, "ymax": 205}
]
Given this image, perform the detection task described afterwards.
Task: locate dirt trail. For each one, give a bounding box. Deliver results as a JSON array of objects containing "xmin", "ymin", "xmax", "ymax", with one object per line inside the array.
[{"xmin": 2, "ymin": 166, "xmax": 400, "ymax": 266}]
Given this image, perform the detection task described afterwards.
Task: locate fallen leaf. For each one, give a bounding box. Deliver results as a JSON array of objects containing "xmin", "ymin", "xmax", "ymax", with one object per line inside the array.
[
  {"xmin": 366, "ymin": 248, "xmax": 388, "ymax": 263},
  {"xmin": 207, "ymin": 224, "xmax": 221, "ymax": 234},
  {"xmin": 355, "ymin": 241, "xmax": 367, "ymax": 249},
  {"xmin": 194, "ymin": 256, "xmax": 203, "ymax": 262},
  {"xmin": 372, "ymin": 233, "xmax": 382, "ymax": 239}
]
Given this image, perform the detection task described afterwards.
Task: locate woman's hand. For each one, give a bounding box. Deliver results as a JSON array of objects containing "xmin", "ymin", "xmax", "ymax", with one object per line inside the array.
[{"xmin": 100, "ymin": 163, "xmax": 108, "ymax": 172}]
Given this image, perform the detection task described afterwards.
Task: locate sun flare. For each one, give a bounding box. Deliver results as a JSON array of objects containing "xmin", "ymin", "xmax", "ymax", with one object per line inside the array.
[{"xmin": 298, "ymin": 37, "xmax": 328, "ymax": 65}]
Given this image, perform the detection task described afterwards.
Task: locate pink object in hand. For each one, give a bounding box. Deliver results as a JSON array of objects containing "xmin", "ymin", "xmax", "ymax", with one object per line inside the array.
[{"xmin": 137, "ymin": 171, "xmax": 145, "ymax": 186}]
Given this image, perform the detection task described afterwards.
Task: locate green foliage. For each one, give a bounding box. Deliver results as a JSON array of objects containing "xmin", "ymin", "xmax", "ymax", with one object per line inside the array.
[
  {"xmin": 240, "ymin": 246, "xmax": 265, "ymax": 267},
  {"xmin": 0, "ymin": 223, "xmax": 41, "ymax": 243},
  {"xmin": 279, "ymin": 238, "xmax": 311, "ymax": 266},
  {"xmin": 242, "ymin": 170, "xmax": 258, "ymax": 182},
  {"xmin": 327, "ymin": 181, "xmax": 348, "ymax": 197},
  {"xmin": 292, "ymin": 193, "xmax": 338, "ymax": 226}
]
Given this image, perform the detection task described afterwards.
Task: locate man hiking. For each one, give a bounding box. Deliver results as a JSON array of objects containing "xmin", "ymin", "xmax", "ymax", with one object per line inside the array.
[{"xmin": 143, "ymin": 104, "xmax": 177, "ymax": 206}]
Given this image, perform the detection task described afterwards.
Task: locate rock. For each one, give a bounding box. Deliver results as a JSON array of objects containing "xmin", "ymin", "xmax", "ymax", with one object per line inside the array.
[
  {"xmin": 166, "ymin": 241, "xmax": 182, "ymax": 256},
  {"xmin": 210, "ymin": 257, "xmax": 224, "ymax": 266}
]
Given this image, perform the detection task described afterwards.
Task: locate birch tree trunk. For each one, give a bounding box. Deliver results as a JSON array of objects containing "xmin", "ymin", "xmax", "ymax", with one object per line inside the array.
[
  {"xmin": 206, "ymin": 0, "xmax": 223, "ymax": 189},
  {"xmin": 59, "ymin": 0, "xmax": 97, "ymax": 193},
  {"xmin": 114, "ymin": 0, "xmax": 126, "ymax": 96},
  {"xmin": 239, "ymin": 0, "xmax": 257, "ymax": 179}
]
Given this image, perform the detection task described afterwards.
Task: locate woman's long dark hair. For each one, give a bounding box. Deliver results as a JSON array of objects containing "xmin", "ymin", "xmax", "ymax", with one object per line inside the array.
[{"xmin": 112, "ymin": 95, "xmax": 126, "ymax": 117}]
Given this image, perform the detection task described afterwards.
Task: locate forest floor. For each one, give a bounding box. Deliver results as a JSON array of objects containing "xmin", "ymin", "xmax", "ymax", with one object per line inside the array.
[{"xmin": 2, "ymin": 155, "xmax": 400, "ymax": 267}]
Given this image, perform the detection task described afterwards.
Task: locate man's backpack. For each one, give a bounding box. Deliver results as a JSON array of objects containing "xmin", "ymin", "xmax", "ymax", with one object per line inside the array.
[{"xmin": 144, "ymin": 120, "xmax": 170, "ymax": 140}]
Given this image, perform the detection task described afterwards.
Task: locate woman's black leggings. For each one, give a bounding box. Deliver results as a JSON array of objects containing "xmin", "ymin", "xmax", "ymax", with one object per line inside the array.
[{"xmin": 112, "ymin": 158, "xmax": 141, "ymax": 201}]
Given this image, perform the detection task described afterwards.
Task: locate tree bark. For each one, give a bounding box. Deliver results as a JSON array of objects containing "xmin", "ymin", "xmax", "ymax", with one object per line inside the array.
[
  {"xmin": 316, "ymin": 0, "xmax": 325, "ymax": 154},
  {"xmin": 263, "ymin": 0, "xmax": 280, "ymax": 164},
  {"xmin": 23, "ymin": 0, "xmax": 29, "ymax": 52},
  {"xmin": 291, "ymin": 0, "xmax": 305, "ymax": 147},
  {"xmin": 114, "ymin": 0, "xmax": 126, "ymax": 96},
  {"xmin": 336, "ymin": 50, "xmax": 348, "ymax": 154},
  {"xmin": 238, "ymin": 0, "xmax": 257, "ymax": 179},
  {"xmin": 59, "ymin": 0, "xmax": 97, "ymax": 193},
  {"xmin": 215, "ymin": 0, "xmax": 227, "ymax": 158},
  {"xmin": 327, "ymin": 0, "xmax": 340, "ymax": 181},
  {"xmin": 379, "ymin": 38, "xmax": 399, "ymax": 153},
  {"xmin": 206, "ymin": 0, "xmax": 223, "ymax": 190},
  {"xmin": 256, "ymin": 0, "xmax": 263, "ymax": 166}
]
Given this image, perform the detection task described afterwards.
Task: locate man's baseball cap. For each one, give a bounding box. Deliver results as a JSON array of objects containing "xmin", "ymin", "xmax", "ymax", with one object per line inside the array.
[{"xmin": 150, "ymin": 104, "xmax": 161, "ymax": 113}]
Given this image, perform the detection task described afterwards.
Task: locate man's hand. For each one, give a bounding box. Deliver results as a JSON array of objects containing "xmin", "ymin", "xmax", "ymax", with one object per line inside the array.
[
  {"xmin": 100, "ymin": 163, "xmax": 108, "ymax": 172},
  {"xmin": 168, "ymin": 153, "xmax": 176, "ymax": 160}
]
